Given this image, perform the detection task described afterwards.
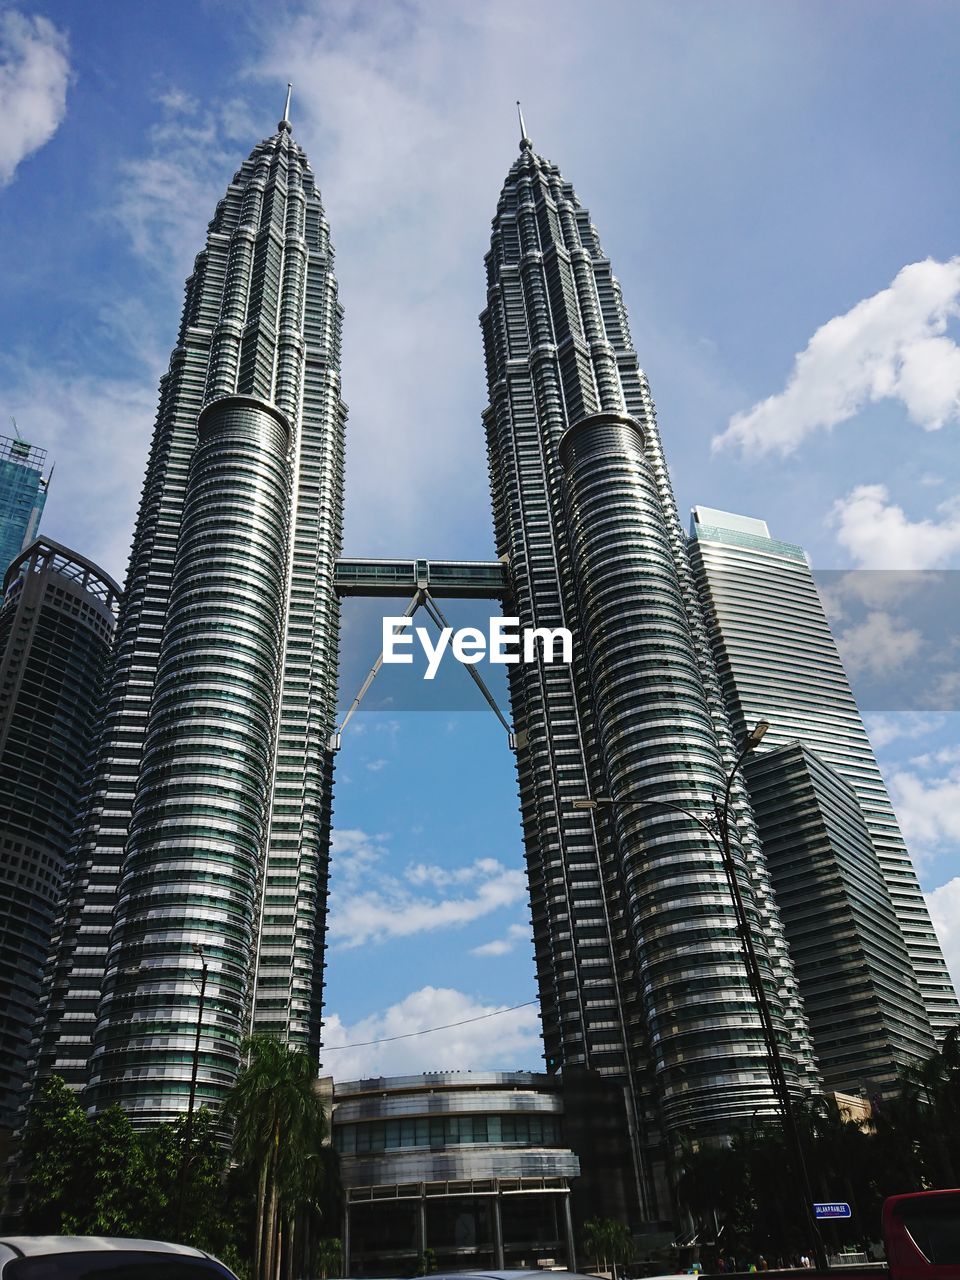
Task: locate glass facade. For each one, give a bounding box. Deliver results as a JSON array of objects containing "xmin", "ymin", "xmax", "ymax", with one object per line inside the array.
[
  {"xmin": 0, "ymin": 436, "xmax": 49, "ymax": 576},
  {"xmin": 746, "ymin": 742, "xmax": 935, "ymax": 1096},
  {"xmin": 33, "ymin": 111, "xmax": 346, "ymax": 1121},
  {"xmin": 333, "ymin": 1073, "xmax": 578, "ymax": 1276},
  {"xmin": 0, "ymin": 540, "xmax": 119, "ymax": 1134},
  {"xmin": 688, "ymin": 506, "xmax": 959, "ymax": 1040},
  {"xmin": 480, "ymin": 134, "xmax": 817, "ymax": 1218}
]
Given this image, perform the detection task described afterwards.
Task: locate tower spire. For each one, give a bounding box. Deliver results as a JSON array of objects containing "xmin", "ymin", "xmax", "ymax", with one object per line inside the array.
[
  {"xmin": 517, "ymin": 99, "xmax": 531, "ymax": 150},
  {"xmin": 280, "ymin": 82, "xmax": 293, "ymax": 131}
]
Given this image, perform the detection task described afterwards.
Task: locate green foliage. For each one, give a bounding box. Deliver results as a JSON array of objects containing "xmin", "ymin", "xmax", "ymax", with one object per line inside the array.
[
  {"xmin": 413, "ymin": 1246, "xmax": 437, "ymax": 1275},
  {"xmin": 224, "ymin": 1035, "xmax": 340, "ymax": 1280},
  {"xmin": 582, "ymin": 1216, "xmax": 633, "ymax": 1277},
  {"xmin": 20, "ymin": 1078, "xmax": 244, "ymax": 1260},
  {"xmin": 315, "ymin": 1236, "xmax": 342, "ymax": 1278},
  {"xmin": 20, "ymin": 1076, "xmax": 93, "ymax": 1232},
  {"xmin": 676, "ymin": 1037, "xmax": 960, "ymax": 1262}
]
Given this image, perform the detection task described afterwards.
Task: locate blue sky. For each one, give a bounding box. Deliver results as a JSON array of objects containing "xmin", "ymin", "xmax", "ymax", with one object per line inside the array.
[{"xmin": 1, "ymin": 0, "xmax": 959, "ymax": 1077}]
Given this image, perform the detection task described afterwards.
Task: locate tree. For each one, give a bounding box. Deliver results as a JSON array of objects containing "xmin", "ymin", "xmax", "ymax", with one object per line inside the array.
[
  {"xmin": 20, "ymin": 1076, "xmax": 93, "ymax": 1232},
  {"xmin": 315, "ymin": 1236, "xmax": 342, "ymax": 1279},
  {"xmin": 224, "ymin": 1035, "xmax": 338, "ymax": 1280},
  {"xmin": 582, "ymin": 1217, "xmax": 633, "ymax": 1280},
  {"xmin": 19, "ymin": 1078, "xmax": 241, "ymax": 1263}
]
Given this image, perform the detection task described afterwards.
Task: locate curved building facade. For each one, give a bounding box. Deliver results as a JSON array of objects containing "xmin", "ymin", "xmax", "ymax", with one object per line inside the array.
[
  {"xmin": 480, "ymin": 129, "xmax": 817, "ymax": 1217},
  {"xmin": 333, "ymin": 1073, "xmax": 578, "ymax": 1276},
  {"xmin": 33, "ymin": 104, "xmax": 347, "ymax": 1121},
  {"xmin": 0, "ymin": 541, "xmax": 119, "ymax": 1139}
]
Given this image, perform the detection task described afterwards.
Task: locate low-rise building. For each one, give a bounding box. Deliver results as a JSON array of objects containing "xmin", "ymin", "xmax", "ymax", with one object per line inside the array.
[{"xmin": 331, "ymin": 1071, "xmax": 579, "ymax": 1275}]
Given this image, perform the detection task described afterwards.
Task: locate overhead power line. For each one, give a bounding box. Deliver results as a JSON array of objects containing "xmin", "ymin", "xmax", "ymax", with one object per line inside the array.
[{"xmin": 322, "ymin": 999, "xmax": 538, "ymax": 1051}]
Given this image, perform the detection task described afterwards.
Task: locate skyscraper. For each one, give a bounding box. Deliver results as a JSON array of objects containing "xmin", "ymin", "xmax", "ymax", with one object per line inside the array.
[
  {"xmin": 746, "ymin": 741, "xmax": 934, "ymax": 1096},
  {"xmin": 0, "ymin": 540, "xmax": 119, "ymax": 1143},
  {"xmin": 33, "ymin": 97, "xmax": 346, "ymax": 1123},
  {"xmin": 688, "ymin": 506, "xmax": 958, "ymax": 1039},
  {"xmin": 0, "ymin": 435, "xmax": 50, "ymax": 575},
  {"xmin": 480, "ymin": 122, "xmax": 817, "ymax": 1217}
]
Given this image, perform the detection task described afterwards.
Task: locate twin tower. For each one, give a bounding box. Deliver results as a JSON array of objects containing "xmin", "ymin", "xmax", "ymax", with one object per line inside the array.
[{"xmin": 26, "ymin": 107, "xmax": 938, "ymax": 1219}]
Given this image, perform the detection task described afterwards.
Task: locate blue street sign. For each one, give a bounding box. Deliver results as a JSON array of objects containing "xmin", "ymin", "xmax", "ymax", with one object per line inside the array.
[{"xmin": 814, "ymin": 1202, "xmax": 852, "ymax": 1220}]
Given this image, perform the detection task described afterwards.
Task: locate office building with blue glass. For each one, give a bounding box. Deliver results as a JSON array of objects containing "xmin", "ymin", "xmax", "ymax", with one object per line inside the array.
[{"xmin": 0, "ymin": 436, "xmax": 50, "ymax": 575}]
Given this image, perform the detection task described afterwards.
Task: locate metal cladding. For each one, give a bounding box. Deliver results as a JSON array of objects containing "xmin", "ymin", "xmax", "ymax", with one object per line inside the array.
[
  {"xmin": 88, "ymin": 400, "xmax": 293, "ymax": 1116},
  {"xmin": 0, "ymin": 542, "xmax": 119, "ymax": 1132},
  {"xmin": 481, "ymin": 137, "xmax": 817, "ymax": 1206},
  {"xmin": 34, "ymin": 118, "xmax": 346, "ymax": 1119},
  {"xmin": 689, "ymin": 508, "xmax": 958, "ymax": 1043}
]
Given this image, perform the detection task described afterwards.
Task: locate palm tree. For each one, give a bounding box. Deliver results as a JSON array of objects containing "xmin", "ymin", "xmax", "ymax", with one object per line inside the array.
[
  {"xmin": 582, "ymin": 1217, "xmax": 632, "ymax": 1280},
  {"xmin": 315, "ymin": 1236, "xmax": 342, "ymax": 1279},
  {"xmin": 224, "ymin": 1035, "xmax": 334, "ymax": 1280}
]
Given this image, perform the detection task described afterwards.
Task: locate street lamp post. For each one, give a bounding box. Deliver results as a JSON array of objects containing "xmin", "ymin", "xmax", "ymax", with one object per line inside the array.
[
  {"xmin": 175, "ymin": 942, "xmax": 209, "ymax": 1240},
  {"xmin": 573, "ymin": 720, "xmax": 829, "ymax": 1269}
]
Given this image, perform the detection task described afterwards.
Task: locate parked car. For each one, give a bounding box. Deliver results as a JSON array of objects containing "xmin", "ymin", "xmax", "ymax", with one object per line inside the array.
[{"xmin": 0, "ymin": 1237, "xmax": 240, "ymax": 1279}]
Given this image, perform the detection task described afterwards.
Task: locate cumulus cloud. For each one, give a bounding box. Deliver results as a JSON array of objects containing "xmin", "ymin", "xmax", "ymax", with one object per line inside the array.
[
  {"xmin": 831, "ymin": 485, "xmax": 960, "ymax": 570},
  {"xmin": 327, "ymin": 827, "xmax": 526, "ymax": 948},
  {"xmin": 887, "ymin": 762, "xmax": 960, "ymax": 857},
  {"xmin": 1, "ymin": 359, "xmax": 157, "ymax": 581},
  {"xmin": 925, "ymin": 879, "xmax": 960, "ymax": 994},
  {"xmin": 714, "ymin": 258, "xmax": 960, "ymax": 456},
  {"xmin": 835, "ymin": 610, "xmax": 923, "ymax": 679},
  {"xmin": 864, "ymin": 712, "xmax": 945, "ymax": 751},
  {"xmin": 0, "ymin": 10, "xmax": 69, "ymax": 186},
  {"xmin": 471, "ymin": 923, "xmax": 529, "ymax": 958},
  {"xmin": 249, "ymin": 3, "xmax": 584, "ymax": 554},
  {"xmin": 321, "ymin": 986, "xmax": 541, "ymax": 1080},
  {"xmin": 113, "ymin": 92, "xmax": 242, "ymax": 283}
]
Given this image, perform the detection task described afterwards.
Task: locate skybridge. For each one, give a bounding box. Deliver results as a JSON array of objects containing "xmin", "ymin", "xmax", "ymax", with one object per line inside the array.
[
  {"xmin": 331, "ymin": 555, "xmax": 519, "ymax": 750},
  {"xmin": 334, "ymin": 557, "xmax": 509, "ymax": 600}
]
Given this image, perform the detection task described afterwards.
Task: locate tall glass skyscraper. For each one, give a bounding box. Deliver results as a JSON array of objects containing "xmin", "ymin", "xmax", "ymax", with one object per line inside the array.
[
  {"xmin": 0, "ymin": 540, "xmax": 118, "ymax": 1141},
  {"xmin": 0, "ymin": 435, "xmax": 50, "ymax": 575},
  {"xmin": 481, "ymin": 127, "xmax": 816, "ymax": 1217},
  {"xmin": 688, "ymin": 506, "xmax": 959, "ymax": 1040},
  {"xmin": 33, "ymin": 101, "xmax": 346, "ymax": 1123}
]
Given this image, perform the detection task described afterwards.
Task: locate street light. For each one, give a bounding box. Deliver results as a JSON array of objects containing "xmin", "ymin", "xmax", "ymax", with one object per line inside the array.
[
  {"xmin": 175, "ymin": 942, "xmax": 209, "ymax": 1240},
  {"xmin": 573, "ymin": 720, "xmax": 828, "ymax": 1270}
]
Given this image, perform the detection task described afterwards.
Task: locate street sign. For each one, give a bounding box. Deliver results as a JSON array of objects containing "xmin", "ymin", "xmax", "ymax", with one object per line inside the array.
[{"xmin": 815, "ymin": 1202, "xmax": 852, "ymax": 1220}]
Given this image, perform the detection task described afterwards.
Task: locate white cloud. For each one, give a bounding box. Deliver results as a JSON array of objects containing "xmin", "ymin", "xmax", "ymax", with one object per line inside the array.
[
  {"xmin": 0, "ymin": 10, "xmax": 69, "ymax": 186},
  {"xmin": 831, "ymin": 485, "xmax": 960, "ymax": 570},
  {"xmin": 321, "ymin": 986, "xmax": 541, "ymax": 1080},
  {"xmin": 327, "ymin": 829, "xmax": 526, "ymax": 948},
  {"xmin": 835, "ymin": 609, "xmax": 923, "ymax": 679},
  {"xmin": 714, "ymin": 258, "xmax": 960, "ymax": 456},
  {"xmin": 887, "ymin": 762, "xmax": 960, "ymax": 856},
  {"xmin": 925, "ymin": 879, "xmax": 960, "ymax": 996},
  {"xmin": 113, "ymin": 96, "xmax": 239, "ymax": 283},
  {"xmin": 249, "ymin": 3, "xmax": 582, "ymax": 553},
  {"xmin": 1, "ymin": 360, "xmax": 157, "ymax": 581},
  {"xmin": 818, "ymin": 569, "xmax": 932, "ymax": 625},
  {"xmin": 864, "ymin": 712, "xmax": 945, "ymax": 750},
  {"xmin": 471, "ymin": 923, "xmax": 529, "ymax": 958},
  {"xmin": 330, "ymin": 828, "xmax": 389, "ymax": 888}
]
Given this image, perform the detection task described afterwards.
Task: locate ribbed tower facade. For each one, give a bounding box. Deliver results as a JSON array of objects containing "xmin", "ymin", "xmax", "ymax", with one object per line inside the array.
[
  {"xmin": 481, "ymin": 130, "xmax": 817, "ymax": 1217},
  {"xmin": 688, "ymin": 506, "xmax": 958, "ymax": 1040},
  {"xmin": 0, "ymin": 541, "xmax": 118, "ymax": 1138},
  {"xmin": 34, "ymin": 106, "xmax": 346, "ymax": 1122}
]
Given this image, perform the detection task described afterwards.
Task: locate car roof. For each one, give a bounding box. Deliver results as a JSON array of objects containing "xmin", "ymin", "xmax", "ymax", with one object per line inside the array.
[
  {"xmin": 0, "ymin": 1238, "xmax": 209, "ymax": 1259},
  {"xmin": 416, "ymin": 1273, "xmax": 601, "ymax": 1280}
]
